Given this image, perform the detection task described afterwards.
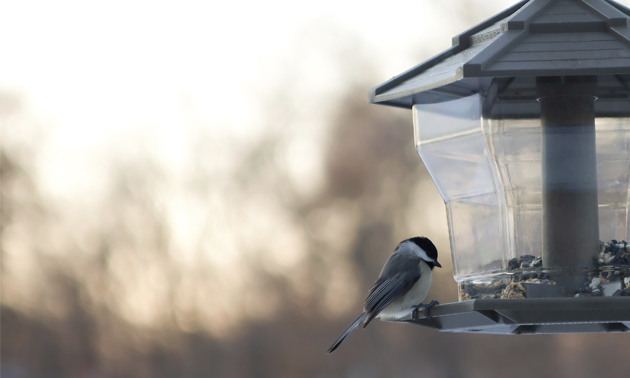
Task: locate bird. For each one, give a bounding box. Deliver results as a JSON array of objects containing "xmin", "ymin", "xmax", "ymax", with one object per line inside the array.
[{"xmin": 326, "ymin": 236, "xmax": 441, "ymax": 354}]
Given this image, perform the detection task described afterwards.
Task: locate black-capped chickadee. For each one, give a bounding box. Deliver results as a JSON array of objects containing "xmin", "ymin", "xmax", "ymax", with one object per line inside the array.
[{"xmin": 326, "ymin": 236, "xmax": 441, "ymax": 354}]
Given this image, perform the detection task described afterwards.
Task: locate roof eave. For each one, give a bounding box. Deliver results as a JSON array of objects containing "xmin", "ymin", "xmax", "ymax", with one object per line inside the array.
[{"xmin": 368, "ymin": 0, "xmax": 530, "ymax": 105}]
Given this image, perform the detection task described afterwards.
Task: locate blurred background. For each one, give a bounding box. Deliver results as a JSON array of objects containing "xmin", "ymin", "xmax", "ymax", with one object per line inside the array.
[{"xmin": 2, "ymin": 1, "xmax": 630, "ymax": 377}]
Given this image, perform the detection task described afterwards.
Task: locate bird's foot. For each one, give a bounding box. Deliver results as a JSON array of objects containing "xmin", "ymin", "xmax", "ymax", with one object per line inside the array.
[{"xmin": 411, "ymin": 300, "xmax": 440, "ymax": 320}]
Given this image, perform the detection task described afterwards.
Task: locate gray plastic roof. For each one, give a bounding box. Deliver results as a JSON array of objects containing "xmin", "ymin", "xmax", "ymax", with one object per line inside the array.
[{"xmin": 370, "ymin": 0, "xmax": 630, "ymax": 108}]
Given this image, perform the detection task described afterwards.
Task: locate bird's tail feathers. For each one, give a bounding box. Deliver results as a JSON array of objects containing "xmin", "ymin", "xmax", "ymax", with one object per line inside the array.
[
  {"xmin": 326, "ymin": 312, "xmax": 368, "ymax": 354},
  {"xmin": 363, "ymin": 311, "xmax": 378, "ymax": 328}
]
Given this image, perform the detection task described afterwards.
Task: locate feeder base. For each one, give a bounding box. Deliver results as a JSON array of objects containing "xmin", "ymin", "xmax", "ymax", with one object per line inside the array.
[{"xmin": 394, "ymin": 298, "xmax": 630, "ymax": 334}]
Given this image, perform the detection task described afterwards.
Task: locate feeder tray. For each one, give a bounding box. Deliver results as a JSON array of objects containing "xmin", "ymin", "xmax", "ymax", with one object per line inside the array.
[{"xmin": 400, "ymin": 298, "xmax": 630, "ymax": 334}]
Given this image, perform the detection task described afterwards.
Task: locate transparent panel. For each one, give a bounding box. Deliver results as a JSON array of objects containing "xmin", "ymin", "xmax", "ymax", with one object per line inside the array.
[
  {"xmin": 484, "ymin": 117, "xmax": 543, "ymax": 265},
  {"xmin": 595, "ymin": 118, "xmax": 630, "ymax": 243},
  {"xmin": 447, "ymin": 195, "xmax": 504, "ymax": 280},
  {"xmin": 413, "ymin": 94, "xmax": 494, "ymax": 202},
  {"xmin": 414, "ymin": 95, "xmax": 505, "ymax": 281}
]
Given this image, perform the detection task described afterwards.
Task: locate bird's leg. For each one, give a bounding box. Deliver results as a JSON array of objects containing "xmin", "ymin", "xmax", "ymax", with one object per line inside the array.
[
  {"xmin": 425, "ymin": 300, "xmax": 440, "ymax": 317},
  {"xmin": 411, "ymin": 300, "xmax": 440, "ymax": 320}
]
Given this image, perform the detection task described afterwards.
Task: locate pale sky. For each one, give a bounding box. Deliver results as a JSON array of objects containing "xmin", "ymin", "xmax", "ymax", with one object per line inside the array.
[
  {"xmin": 0, "ymin": 0, "xmax": 525, "ymax": 200},
  {"xmin": 3, "ymin": 0, "xmax": 629, "ymax": 148}
]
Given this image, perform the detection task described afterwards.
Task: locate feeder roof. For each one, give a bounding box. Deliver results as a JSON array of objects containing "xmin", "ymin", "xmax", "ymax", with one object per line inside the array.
[{"xmin": 370, "ymin": 0, "xmax": 630, "ymax": 108}]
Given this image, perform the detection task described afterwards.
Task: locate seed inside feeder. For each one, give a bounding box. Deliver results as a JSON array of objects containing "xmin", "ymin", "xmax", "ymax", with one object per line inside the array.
[{"xmin": 458, "ymin": 240, "xmax": 630, "ymax": 300}]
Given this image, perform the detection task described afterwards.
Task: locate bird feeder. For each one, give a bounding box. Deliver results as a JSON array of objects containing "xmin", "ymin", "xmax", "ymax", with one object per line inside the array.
[{"xmin": 371, "ymin": 0, "xmax": 630, "ymax": 333}]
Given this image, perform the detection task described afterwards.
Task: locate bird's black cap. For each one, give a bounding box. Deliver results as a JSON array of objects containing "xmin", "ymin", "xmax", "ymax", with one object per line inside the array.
[{"xmin": 405, "ymin": 236, "xmax": 440, "ymax": 267}]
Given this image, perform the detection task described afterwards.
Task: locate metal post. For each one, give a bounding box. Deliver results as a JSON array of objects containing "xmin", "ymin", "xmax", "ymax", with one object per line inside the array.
[{"xmin": 537, "ymin": 76, "xmax": 599, "ymax": 292}]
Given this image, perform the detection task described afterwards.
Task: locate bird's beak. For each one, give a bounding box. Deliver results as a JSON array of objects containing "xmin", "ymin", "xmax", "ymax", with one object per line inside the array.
[{"xmin": 434, "ymin": 261, "xmax": 442, "ymax": 268}]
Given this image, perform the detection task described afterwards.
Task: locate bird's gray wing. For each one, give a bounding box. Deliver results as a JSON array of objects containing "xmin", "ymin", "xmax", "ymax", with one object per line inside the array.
[{"xmin": 362, "ymin": 253, "xmax": 421, "ymax": 327}]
